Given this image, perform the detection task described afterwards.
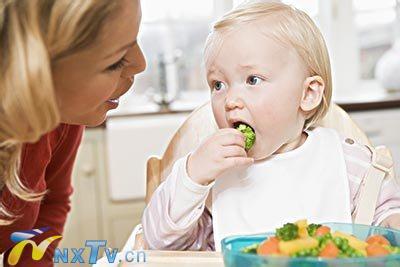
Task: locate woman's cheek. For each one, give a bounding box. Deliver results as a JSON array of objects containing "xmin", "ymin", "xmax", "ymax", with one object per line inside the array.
[
  {"xmin": 116, "ymin": 77, "xmax": 133, "ymax": 94},
  {"xmin": 93, "ymin": 76, "xmax": 119, "ymax": 101}
]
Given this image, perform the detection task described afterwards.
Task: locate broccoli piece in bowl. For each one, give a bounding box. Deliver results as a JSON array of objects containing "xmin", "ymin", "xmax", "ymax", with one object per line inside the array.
[
  {"xmin": 276, "ymin": 223, "xmax": 299, "ymax": 241},
  {"xmin": 236, "ymin": 123, "xmax": 256, "ymax": 151},
  {"xmin": 307, "ymin": 223, "xmax": 322, "ymax": 237}
]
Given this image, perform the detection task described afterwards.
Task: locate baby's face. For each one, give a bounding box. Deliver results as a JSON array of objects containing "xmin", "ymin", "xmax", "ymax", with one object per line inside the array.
[{"xmin": 206, "ymin": 24, "xmax": 310, "ymax": 160}]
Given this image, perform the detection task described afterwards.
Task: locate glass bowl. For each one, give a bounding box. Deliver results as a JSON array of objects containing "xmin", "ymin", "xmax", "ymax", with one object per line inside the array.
[{"xmin": 221, "ymin": 223, "xmax": 400, "ymax": 267}]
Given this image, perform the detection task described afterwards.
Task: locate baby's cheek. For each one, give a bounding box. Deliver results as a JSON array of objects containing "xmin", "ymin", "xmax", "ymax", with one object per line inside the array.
[{"xmin": 211, "ymin": 99, "xmax": 226, "ymax": 128}]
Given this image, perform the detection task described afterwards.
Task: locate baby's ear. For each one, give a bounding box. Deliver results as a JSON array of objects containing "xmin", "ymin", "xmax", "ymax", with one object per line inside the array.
[{"xmin": 300, "ymin": 76, "xmax": 325, "ymax": 112}]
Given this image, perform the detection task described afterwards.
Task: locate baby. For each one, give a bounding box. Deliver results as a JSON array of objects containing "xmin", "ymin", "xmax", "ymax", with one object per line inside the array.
[{"xmin": 142, "ymin": 2, "xmax": 400, "ymax": 251}]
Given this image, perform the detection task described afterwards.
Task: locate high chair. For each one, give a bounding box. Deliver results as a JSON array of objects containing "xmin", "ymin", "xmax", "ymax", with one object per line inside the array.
[{"xmin": 126, "ymin": 101, "xmax": 394, "ymax": 251}]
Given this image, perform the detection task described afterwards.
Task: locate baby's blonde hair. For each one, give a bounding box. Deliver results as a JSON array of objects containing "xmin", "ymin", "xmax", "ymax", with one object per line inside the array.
[
  {"xmin": 0, "ymin": 0, "xmax": 118, "ymax": 225},
  {"xmin": 205, "ymin": 1, "xmax": 332, "ymax": 129}
]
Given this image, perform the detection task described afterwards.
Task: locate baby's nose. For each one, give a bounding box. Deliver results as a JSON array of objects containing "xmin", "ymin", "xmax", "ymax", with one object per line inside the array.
[{"xmin": 225, "ymin": 98, "xmax": 244, "ymax": 111}]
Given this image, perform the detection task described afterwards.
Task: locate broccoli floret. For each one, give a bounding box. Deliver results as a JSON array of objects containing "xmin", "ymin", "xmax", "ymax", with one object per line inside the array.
[
  {"xmin": 276, "ymin": 223, "xmax": 299, "ymax": 241},
  {"xmin": 241, "ymin": 243, "xmax": 259, "ymax": 254},
  {"xmin": 236, "ymin": 124, "xmax": 256, "ymax": 150},
  {"xmin": 307, "ymin": 223, "xmax": 322, "ymax": 236}
]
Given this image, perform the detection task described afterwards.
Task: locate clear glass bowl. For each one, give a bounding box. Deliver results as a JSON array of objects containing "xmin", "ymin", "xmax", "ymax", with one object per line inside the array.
[{"xmin": 221, "ymin": 223, "xmax": 400, "ymax": 267}]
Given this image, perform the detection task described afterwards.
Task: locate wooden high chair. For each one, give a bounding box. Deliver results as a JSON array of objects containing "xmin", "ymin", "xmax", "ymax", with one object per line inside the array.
[{"xmin": 127, "ymin": 101, "xmax": 394, "ymax": 250}]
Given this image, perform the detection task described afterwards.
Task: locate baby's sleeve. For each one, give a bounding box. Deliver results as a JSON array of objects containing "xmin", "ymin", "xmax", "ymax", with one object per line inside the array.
[
  {"xmin": 342, "ymin": 138, "xmax": 400, "ymax": 225},
  {"xmin": 142, "ymin": 155, "xmax": 215, "ymax": 250}
]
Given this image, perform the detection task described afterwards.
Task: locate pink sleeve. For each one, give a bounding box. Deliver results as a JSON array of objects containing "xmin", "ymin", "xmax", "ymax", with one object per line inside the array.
[
  {"xmin": 342, "ymin": 138, "xmax": 400, "ymax": 225},
  {"xmin": 142, "ymin": 156, "xmax": 215, "ymax": 251}
]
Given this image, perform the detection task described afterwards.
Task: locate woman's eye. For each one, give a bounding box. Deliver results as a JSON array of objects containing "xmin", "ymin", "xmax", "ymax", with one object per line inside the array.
[
  {"xmin": 247, "ymin": 75, "xmax": 262, "ymax": 85},
  {"xmin": 105, "ymin": 58, "xmax": 128, "ymax": 72},
  {"xmin": 213, "ymin": 81, "xmax": 226, "ymax": 91}
]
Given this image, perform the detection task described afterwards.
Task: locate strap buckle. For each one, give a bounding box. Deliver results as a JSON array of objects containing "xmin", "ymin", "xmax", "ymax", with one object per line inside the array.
[{"xmin": 371, "ymin": 147, "xmax": 392, "ymax": 174}]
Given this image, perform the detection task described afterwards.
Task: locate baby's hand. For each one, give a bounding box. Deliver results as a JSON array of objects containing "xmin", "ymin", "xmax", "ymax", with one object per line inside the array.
[
  {"xmin": 187, "ymin": 128, "xmax": 254, "ymax": 185},
  {"xmin": 380, "ymin": 214, "xmax": 400, "ymax": 230}
]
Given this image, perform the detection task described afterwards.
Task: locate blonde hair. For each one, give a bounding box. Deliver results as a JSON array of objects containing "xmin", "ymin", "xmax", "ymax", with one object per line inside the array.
[
  {"xmin": 0, "ymin": 0, "xmax": 118, "ymax": 224},
  {"xmin": 205, "ymin": 1, "xmax": 332, "ymax": 129}
]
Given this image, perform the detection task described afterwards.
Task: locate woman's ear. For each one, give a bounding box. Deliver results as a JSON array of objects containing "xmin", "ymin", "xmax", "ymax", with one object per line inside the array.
[{"xmin": 300, "ymin": 76, "xmax": 325, "ymax": 112}]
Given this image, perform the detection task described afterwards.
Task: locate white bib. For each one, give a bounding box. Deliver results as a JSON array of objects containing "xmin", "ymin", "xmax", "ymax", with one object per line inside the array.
[{"xmin": 211, "ymin": 127, "xmax": 352, "ymax": 251}]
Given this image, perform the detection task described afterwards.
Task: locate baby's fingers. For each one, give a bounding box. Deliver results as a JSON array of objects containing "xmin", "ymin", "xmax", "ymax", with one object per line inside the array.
[
  {"xmin": 219, "ymin": 131, "xmax": 246, "ymax": 148},
  {"xmin": 222, "ymin": 145, "xmax": 247, "ymax": 158},
  {"xmin": 224, "ymin": 156, "xmax": 254, "ymax": 169}
]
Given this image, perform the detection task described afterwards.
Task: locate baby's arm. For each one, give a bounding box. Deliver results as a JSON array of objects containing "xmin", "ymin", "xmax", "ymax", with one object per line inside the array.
[
  {"xmin": 372, "ymin": 170, "xmax": 400, "ymax": 229},
  {"xmin": 142, "ymin": 128, "xmax": 252, "ymax": 250},
  {"xmin": 142, "ymin": 155, "xmax": 215, "ymax": 250},
  {"xmin": 343, "ymin": 138, "xmax": 400, "ymax": 228}
]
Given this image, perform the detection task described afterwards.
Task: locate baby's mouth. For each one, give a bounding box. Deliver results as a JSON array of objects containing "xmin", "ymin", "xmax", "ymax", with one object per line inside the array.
[
  {"xmin": 232, "ymin": 121, "xmax": 256, "ymax": 151},
  {"xmin": 232, "ymin": 121, "xmax": 255, "ymax": 133}
]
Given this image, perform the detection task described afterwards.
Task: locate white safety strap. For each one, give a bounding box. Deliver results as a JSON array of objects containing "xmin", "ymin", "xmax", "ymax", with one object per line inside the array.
[{"xmin": 353, "ymin": 146, "xmax": 393, "ymax": 225}]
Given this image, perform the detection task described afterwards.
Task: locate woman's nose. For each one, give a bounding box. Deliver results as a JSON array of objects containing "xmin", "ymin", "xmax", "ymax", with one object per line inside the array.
[{"xmin": 121, "ymin": 45, "xmax": 147, "ymax": 78}]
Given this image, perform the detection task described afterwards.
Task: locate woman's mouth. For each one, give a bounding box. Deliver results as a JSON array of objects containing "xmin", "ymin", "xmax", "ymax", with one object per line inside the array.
[
  {"xmin": 106, "ymin": 98, "xmax": 120, "ymax": 109},
  {"xmin": 107, "ymin": 98, "xmax": 119, "ymax": 104}
]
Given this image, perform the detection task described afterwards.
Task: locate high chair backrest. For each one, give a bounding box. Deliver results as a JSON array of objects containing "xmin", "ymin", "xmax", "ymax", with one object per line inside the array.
[{"xmin": 146, "ymin": 101, "xmax": 373, "ymax": 203}]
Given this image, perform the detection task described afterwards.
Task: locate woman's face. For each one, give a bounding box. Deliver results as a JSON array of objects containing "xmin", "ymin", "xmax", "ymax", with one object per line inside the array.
[{"xmin": 52, "ymin": 0, "xmax": 146, "ymax": 126}]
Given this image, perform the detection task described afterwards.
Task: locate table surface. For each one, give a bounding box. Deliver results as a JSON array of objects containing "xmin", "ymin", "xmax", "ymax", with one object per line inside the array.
[{"xmin": 121, "ymin": 251, "xmax": 224, "ymax": 267}]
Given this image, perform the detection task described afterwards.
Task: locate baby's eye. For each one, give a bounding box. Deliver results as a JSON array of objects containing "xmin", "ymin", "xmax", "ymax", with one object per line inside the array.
[
  {"xmin": 213, "ymin": 81, "xmax": 226, "ymax": 91},
  {"xmin": 247, "ymin": 75, "xmax": 262, "ymax": 85}
]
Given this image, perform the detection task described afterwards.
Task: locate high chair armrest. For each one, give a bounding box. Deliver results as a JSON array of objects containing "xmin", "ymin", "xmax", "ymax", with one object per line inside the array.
[
  {"xmin": 122, "ymin": 223, "xmax": 148, "ymax": 251},
  {"xmin": 93, "ymin": 224, "xmax": 147, "ymax": 266}
]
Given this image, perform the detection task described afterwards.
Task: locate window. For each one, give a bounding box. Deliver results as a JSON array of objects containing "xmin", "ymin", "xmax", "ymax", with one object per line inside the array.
[
  {"xmin": 353, "ymin": 0, "xmax": 400, "ymax": 79},
  {"xmin": 233, "ymin": 0, "xmax": 318, "ymax": 17},
  {"xmin": 141, "ymin": 0, "xmax": 214, "ymax": 22},
  {"xmin": 127, "ymin": 0, "xmax": 400, "ymax": 107},
  {"xmin": 127, "ymin": 0, "xmax": 216, "ymax": 106}
]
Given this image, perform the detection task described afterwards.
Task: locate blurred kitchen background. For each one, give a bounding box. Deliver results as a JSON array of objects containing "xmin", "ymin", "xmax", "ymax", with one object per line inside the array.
[{"xmin": 61, "ymin": 0, "xmax": 400, "ymax": 255}]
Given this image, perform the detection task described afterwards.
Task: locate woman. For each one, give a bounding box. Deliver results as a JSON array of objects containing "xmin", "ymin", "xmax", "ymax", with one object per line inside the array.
[{"xmin": 0, "ymin": 0, "xmax": 145, "ymax": 265}]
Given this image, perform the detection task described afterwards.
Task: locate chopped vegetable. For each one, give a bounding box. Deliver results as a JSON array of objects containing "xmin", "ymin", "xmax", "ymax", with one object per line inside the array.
[
  {"xmin": 333, "ymin": 231, "xmax": 368, "ymax": 254},
  {"xmin": 385, "ymin": 245, "xmax": 400, "ymax": 254},
  {"xmin": 279, "ymin": 237, "xmax": 318, "ymax": 255},
  {"xmin": 293, "ymin": 247, "xmax": 320, "ymax": 257},
  {"xmin": 257, "ymin": 237, "xmax": 280, "ymax": 255},
  {"xmin": 315, "ymin": 226, "xmax": 331, "ymax": 237},
  {"xmin": 366, "ymin": 244, "xmax": 390, "ymax": 257},
  {"xmin": 296, "ymin": 219, "xmax": 309, "ymax": 238},
  {"xmin": 307, "ymin": 223, "xmax": 322, "ymax": 237},
  {"xmin": 236, "ymin": 123, "xmax": 256, "ymax": 150},
  {"xmin": 241, "ymin": 243, "xmax": 258, "ymax": 254},
  {"xmin": 366, "ymin": 235, "xmax": 390, "ymax": 246},
  {"xmin": 241, "ymin": 220, "xmax": 400, "ymax": 259},
  {"xmin": 317, "ymin": 233, "xmax": 333, "ymax": 247},
  {"xmin": 319, "ymin": 241, "xmax": 340, "ymax": 258},
  {"xmin": 276, "ymin": 223, "xmax": 299, "ymax": 241}
]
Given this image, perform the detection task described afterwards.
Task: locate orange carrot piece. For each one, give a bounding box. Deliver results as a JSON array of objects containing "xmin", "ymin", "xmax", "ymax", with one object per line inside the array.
[
  {"xmin": 366, "ymin": 244, "xmax": 390, "ymax": 257},
  {"xmin": 366, "ymin": 235, "xmax": 390, "ymax": 246},
  {"xmin": 257, "ymin": 237, "xmax": 280, "ymax": 255},
  {"xmin": 315, "ymin": 226, "xmax": 331, "ymax": 237},
  {"xmin": 319, "ymin": 241, "xmax": 339, "ymax": 258}
]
